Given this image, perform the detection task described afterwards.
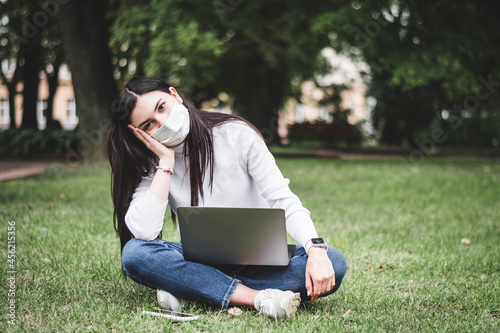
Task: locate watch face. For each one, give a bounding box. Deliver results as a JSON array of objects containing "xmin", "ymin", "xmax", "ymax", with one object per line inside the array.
[{"xmin": 311, "ymin": 238, "xmax": 325, "ymax": 245}]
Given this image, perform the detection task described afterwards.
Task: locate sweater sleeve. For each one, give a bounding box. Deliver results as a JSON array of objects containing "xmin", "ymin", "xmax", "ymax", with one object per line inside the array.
[
  {"xmin": 231, "ymin": 123, "xmax": 319, "ymax": 252},
  {"xmin": 124, "ymin": 175, "xmax": 168, "ymax": 240}
]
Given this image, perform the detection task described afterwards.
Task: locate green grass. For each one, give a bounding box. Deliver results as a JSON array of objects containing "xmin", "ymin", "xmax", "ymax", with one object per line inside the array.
[{"xmin": 1, "ymin": 158, "xmax": 499, "ymax": 332}]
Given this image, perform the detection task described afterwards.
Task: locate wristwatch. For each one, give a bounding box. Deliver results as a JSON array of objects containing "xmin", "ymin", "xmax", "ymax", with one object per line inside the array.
[{"xmin": 309, "ymin": 237, "xmax": 328, "ymax": 250}]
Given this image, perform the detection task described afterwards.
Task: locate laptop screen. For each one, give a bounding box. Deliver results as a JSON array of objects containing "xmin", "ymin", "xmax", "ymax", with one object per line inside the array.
[{"xmin": 177, "ymin": 207, "xmax": 292, "ymax": 266}]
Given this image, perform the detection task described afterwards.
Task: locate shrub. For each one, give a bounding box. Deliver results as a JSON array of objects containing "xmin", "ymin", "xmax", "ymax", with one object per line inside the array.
[{"xmin": 0, "ymin": 128, "xmax": 81, "ymax": 158}]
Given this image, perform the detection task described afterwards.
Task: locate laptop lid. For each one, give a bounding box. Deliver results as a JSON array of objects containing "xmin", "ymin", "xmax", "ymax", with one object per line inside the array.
[{"xmin": 177, "ymin": 207, "xmax": 293, "ymax": 266}]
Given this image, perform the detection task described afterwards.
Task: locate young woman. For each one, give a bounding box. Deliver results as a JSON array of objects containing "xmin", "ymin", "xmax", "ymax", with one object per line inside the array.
[{"xmin": 107, "ymin": 76, "xmax": 347, "ymax": 320}]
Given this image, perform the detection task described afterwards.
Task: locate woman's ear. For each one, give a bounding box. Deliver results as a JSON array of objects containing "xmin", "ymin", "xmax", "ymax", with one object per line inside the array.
[{"xmin": 168, "ymin": 87, "xmax": 184, "ymax": 104}]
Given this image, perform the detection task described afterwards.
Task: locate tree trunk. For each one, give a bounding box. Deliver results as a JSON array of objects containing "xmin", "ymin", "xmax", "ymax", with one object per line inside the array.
[
  {"xmin": 56, "ymin": 0, "xmax": 117, "ymax": 162},
  {"xmin": 45, "ymin": 65, "xmax": 61, "ymax": 129},
  {"xmin": 8, "ymin": 85, "xmax": 16, "ymax": 129},
  {"xmin": 232, "ymin": 56, "xmax": 286, "ymax": 145},
  {"xmin": 380, "ymin": 116, "xmax": 404, "ymax": 146},
  {"xmin": 20, "ymin": 45, "xmax": 42, "ymax": 130}
]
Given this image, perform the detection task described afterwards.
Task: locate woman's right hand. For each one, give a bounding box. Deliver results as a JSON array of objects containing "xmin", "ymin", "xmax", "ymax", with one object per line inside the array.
[
  {"xmin": 128, "ymin": 124, "xmax": 174, "ymax": 203},
  {"xmin": 128, "ymin": 124, "xmax": 175, "ymax": 165}
]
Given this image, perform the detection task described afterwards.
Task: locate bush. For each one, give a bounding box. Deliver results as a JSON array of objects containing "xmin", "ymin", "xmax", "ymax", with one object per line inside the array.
[
  {"xmin": 288, "ymin": 121, "xmax": 363, "ymax": 147},
  {"xmin": 0, "ymin": 128, "xmax": 81, "ymax": 158}
]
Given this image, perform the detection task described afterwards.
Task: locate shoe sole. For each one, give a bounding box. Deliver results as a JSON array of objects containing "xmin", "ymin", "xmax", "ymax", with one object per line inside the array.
[
  {"xmin": 157, "ymin": 289, "xmax": 186, "ymax": 311},
  {"xmin": 279, "ymin": 292, "xmax": 301, "ymax": 319}
]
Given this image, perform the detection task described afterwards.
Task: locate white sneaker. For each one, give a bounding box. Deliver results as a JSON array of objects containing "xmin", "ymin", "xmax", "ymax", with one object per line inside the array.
[
  {"xmin": 157, "ymin": 289, "xmax": 189, "ymax": 310},
  {"xmin": 254, "ymin": 289, "xmax": 301, "ymax": 320}
]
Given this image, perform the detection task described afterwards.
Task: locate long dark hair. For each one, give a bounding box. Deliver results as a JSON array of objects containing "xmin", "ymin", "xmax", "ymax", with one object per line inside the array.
[{"xmin": 108, "ymin": 76, "xmax": 259, "ymax": 254}]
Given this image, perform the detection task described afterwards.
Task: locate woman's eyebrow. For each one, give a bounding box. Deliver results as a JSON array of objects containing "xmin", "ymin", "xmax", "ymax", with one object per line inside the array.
[{"xmin": 137, "ymin": 98, "xmax": 162, "ymax": 129}]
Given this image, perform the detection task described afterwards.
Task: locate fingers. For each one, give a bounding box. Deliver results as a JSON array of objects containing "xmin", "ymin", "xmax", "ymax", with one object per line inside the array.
[
  {"xmin": 311, "ymin": 280, "xmax": 324, "ymax": 302},
  {"xmin": 127, "ymin": 124, "xmax": 173, "ymax": 159},
  {"xmin": 128, "ymin": 125, "xmax": 157, "ymax": 149},
  {"xmin": 305, "ymin": 274, "xmax": 313, "ymax": 300},
  {"xmin": 308, "ymin": 275, "xmax": 323, "ymax": 302},
  {"xmin": 306, "ymin": 272, "xmax": 329, "ymax": 302},
  {"xmin": 128, "ymin": 124, "xmax": 146, "ymax": 143},
  {"xmin": 308, "ymin": 272, "xmax": 336, "ymax": 302},
  {"xmin": 128, "ymin": 124, "xmax": 150, "ymax": 141},
  {"xmin": 311, "ymin": 282, "xmax": 326, "ymax": 301}
]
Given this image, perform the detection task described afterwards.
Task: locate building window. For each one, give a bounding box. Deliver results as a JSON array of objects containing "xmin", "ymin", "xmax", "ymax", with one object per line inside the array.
[
  {"xmin": 37, "ymin": 99, "xmax": 47, "ymax": 130},
  {"xmin": 346, "ymin": 98, "xmax": 356, "ymax": 110},
  {"xmin": 320, "ymin": 106, "xmax": 332, "ymax": 123},
  {"xmin": 63, "ymin": 99, "xmax": 78, "ymax": 130},
  {"xmin": 1, "ymin": 98, "xmax": 10, "ymax": 125},
  {"xmin": 295, "ymin": 104, "xmax": 305, "ymax": 123}
]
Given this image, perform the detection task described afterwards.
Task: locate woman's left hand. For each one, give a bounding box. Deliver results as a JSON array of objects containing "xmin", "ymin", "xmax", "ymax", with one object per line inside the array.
[{"xmin": 305, "ymin": 247, "xmax": 335, "ymax": 302}]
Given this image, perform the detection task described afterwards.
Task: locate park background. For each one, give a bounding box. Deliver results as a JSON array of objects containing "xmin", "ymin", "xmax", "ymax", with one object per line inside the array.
[{"xmin": 0, "ymin": 0, "xmax": 499, "ymax": 332}]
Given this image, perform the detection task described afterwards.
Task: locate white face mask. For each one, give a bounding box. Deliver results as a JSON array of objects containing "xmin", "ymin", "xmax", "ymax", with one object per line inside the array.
[{"xmin": 151, "ymin": 101, "xmax": 190, "ymax": 147}]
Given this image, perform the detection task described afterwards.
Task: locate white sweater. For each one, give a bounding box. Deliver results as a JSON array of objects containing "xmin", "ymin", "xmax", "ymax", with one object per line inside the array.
[{"xmin": 125, "ymin": 121, "xmax": 319, "ymax": 252}]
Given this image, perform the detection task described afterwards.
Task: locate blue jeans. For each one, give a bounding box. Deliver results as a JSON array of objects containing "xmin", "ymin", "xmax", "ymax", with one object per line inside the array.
[{"xmin": 121, "ymin": 238, "xmax": 347, "ymax": 309}]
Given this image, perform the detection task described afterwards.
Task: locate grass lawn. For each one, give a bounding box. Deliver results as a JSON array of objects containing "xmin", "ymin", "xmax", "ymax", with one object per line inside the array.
[{"xmin": 1, "ymin": 157, "xmax": 499, "ymax": 332}]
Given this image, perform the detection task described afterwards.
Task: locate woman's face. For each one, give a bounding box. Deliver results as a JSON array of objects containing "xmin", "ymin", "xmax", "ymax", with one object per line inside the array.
[{"xmin": 129, "ymin": 87, "xmax": 184, "ymax": 135}]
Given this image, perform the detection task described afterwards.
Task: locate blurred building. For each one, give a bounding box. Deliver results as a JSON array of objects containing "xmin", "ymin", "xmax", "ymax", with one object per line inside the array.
[
  {"xmin": 0, "ymin": 64, "xmax": 77, "ymax": 130},
  {"xmin": 280, "ymin": 48, "xmax": 373, "ymax": 139},
  {"xmin": 282, "ymin": 81, "xmax": 369, "ymax": 125},
  {"xmin": 1, "ymin": 48, "xmax": 372, "ymax": 136}
]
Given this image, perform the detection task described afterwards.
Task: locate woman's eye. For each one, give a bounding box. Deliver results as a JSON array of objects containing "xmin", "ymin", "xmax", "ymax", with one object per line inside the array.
[
  {"xmin": 144, "ymin": 122, "xmax": 152, "ymax": 131},
  {"xmin": 159, "ymin": 103, "xmax": 165, "ymax": 111}
]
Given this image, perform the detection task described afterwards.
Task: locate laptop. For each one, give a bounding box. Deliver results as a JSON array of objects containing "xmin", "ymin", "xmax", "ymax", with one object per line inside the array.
[{"xmin": 177, "ymin": 207, "xmax": 295, "ymax": 266}]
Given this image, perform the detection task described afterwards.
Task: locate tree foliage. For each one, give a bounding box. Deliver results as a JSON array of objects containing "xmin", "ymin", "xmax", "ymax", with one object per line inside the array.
[
  {"xmin": 0, "ymin": 0, "xmax": 65, "ymax": 129},
  {"xmin": 111, "ymin": 0, "xmax": 343, "ymax": 142},
  {"xmin": 2, "ymin": 0, "xmax": 499, "ymax": 150},
  {"xmin": 314, "ymin": 0, "xmax": 500, "ymax": 146}
]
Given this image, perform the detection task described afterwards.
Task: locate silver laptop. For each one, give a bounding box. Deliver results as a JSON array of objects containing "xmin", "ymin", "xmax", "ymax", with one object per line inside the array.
[{"xmin": 177, "ymin": 207, "xmax": 295, "ymax": 266}]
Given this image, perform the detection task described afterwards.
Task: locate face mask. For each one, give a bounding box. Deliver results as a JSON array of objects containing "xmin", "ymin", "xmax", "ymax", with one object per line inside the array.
[{"xmin": 151, "ymin": 101, "xmax": 190, "ymax": 147}]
